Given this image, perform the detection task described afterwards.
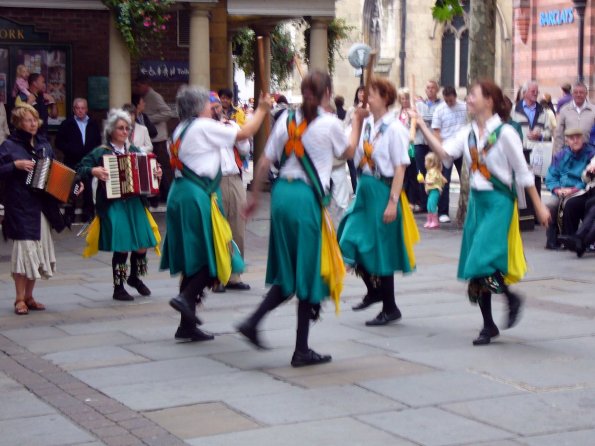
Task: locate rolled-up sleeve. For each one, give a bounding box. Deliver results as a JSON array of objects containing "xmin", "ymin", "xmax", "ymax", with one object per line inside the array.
[
  {"xmin": 441, "ymin": 126, "xmax": 467, "ymax": 169},
  {"xmin": 501, "ymin": 126, "xmax": 534, "ymax": 187}
]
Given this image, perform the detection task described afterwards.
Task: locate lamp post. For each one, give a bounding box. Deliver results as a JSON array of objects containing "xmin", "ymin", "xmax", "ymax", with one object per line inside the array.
[{"xmin": 572, "ymin": 0, "xmax": 586, "ymax": 82}]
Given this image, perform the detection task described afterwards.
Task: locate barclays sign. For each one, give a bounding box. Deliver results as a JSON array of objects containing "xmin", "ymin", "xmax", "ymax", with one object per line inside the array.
[{"xmin": 540, "ymin": 8, "xmax": 575, "ymax": 27}]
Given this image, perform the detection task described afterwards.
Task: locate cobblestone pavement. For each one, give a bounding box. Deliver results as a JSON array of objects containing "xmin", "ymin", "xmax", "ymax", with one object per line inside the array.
[{"xmin": 1, "ymin": 189, "xmax": 594, "ymax": 446}]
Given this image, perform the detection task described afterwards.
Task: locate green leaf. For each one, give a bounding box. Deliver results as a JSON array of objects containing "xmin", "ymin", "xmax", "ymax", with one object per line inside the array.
[{"xmin": 431, "ymin": 0, "xmax": 464, "ymax": 23}]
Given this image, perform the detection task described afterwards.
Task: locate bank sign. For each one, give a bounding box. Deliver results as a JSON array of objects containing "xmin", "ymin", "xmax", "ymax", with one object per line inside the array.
[{"xmin": 540, "ymin": 8, "xmax": 575, "ymax": 27}]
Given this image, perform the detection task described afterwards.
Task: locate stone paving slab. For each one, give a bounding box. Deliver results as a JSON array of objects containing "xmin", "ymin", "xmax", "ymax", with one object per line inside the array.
[
  {"xmin": 357, "ymin": 407, "xmax": 514, "ymax": 446},
  {"xmin": 0, "ymin": 413, "xmax": 97, "ymax": 445},
  {"xmin": 144, "ymin": 402, "xmax": 260, "ymax": 439},
  {"xmin": 444, "ymin": 389, "xmax": 595, "ymax": 436},
  {"xmin": 43, "ymin": 346, "xmax": 148, "ymax": 371},
  {"xmin": 14, "ymin": 332, "xmax": 138, "ymax": 355},
  {"xmin": 186, "ymin": 417, "xmax": 417, "ymax": 446},
  {"xmin": 520, "ymin": 429, "xmax": 595, "ymax": 445}
]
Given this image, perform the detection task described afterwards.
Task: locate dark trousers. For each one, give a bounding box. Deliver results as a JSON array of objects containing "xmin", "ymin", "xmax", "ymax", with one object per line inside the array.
[
  {"xmin": 546, "ymin": 193, "xmax": 588, "ymax": 246},
  {"xmin": 152, "ymin": 141, "xmax": 172, "ymax": 202},
  {"xmin": 577, "ymin": 193, "xmax": 595, "ymax": 245},
  {"xmin": 404, "ymin": 163, "xmax": 423, "ymax": 207},
  {"xmin": 414, "ymin": 144, "xmax": 430, "ymax": 208},
  {"xmin": 66, "ymin": 176, "xmax": 94, "ymax": 222},
  {"xmin": 438, "ymin": 156, "xmax": 463, "ymax": 216},
  {"xmin": 347, "ymin": 159, "xmax": 358, "ymax": 193}
]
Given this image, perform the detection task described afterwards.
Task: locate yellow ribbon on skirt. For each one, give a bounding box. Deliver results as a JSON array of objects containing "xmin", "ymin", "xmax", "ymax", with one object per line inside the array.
[
  {"xmin": 81, "ymin": 208, "xmax": 161, "ymax": 258},
  {"xmin": 504, "ymin": 201, "xmax": 527, "ymax": 285},
  {"xmin": 398, "ymin": 192, "xmax": 420, "ymax": 269},
  {"xmin": 320, "ymin": 208, "xmax": 346, "ymax": 314},
  {"xmin": 211, "ymin": 193, "xmax": 234, "ymax": 285}
]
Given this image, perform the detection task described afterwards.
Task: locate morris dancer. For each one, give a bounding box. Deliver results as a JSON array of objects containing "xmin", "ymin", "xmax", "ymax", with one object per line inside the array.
[
  {"xmin": 339, "ymin": 77, "xmax": 419, "ymax": 326},
  {"xmin": 237, "ymin": 70, "xmax": 365, "ymax": 367},
  {"xmin": 77, "ymin": 109, "xmax": 162, "ymax": 302},
  {"xmin": 162, "ymin": 86, "xmax": 270, "ymax": 342},
  {"xmin": 412, "ymin": 80, "xmax": 550, "ymax": 345}
]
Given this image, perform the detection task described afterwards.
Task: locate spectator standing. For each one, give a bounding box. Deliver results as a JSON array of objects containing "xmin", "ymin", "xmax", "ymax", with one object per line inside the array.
[
  {"xmin": 15, "ymin": 73, "xmax": 57, "ymax": 138},
  {"xmin": 553, "ymin": 82, "xmax": 595, "ymax": 154},
  {"xmin": 0, "ymin": 102, "xmax": 9, "ymax": 144},
  {"xmin": 431, "ymin": 86, "xmax": 468, "ymax": 223},
  {"xmin": 134, "ymin": 76, "xmax": 177, "ymax": 202},
  {"xmin": 218, "ymin": 88, "xmax": 246, "ymax": 126},
  {"xmin": 556, "ymin": 83, "xmax": 573, "ymax": 113},
  {"xmin": 122, "ymin": 103, "xmax": 153, "ymax": 154},
  {"xmin": 131, "ymin": 93, "xmax": 158, "ymax": 140},
  {"xmin": 55, "ymin": 98, "xmax": 102, "ymax": 222},
  {"xmin": 334, "ymin": 95, "xmax": 346, "ymax": 121}
]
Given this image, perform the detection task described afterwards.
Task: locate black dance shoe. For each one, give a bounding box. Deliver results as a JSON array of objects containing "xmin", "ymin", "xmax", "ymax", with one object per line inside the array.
[
  {"xmin": 127, "ymin": 278, "xmax": 151, "ymax": 296},
  {"xmin": 472, "ymin": 325, "xmax": 500, "ymax": 345},
  {"xmin": 505, "ymin": 291, "xmax": 524, "ymax": 329},
  {"xmin": 226, "ymin": 281, "xmax": 251, "ymax": 290},
  {"xmin": 212, "ymin": 283, "xmax": 226, "ymax": 293},
  {"xmin": 365, "ymin": 308, "xmax": 402, "ymax": 326},
  {"xmin": 174, "ymin": 326, "xmax": 214, "ymax": 342},
  {"xmin": 291, "ymin": 349, "xmax": 332, "ymax": 367},
  {"xmin": 169, "ymin": 295, "xmax": 201, "ymax": 325},
  {"xmin": 558, "ymin": 235, "xmax": 586, "ymax": 258},
  {"xmin": 352, "ymin": 294, "xmax": 382, "ymax": 311},
  {"xmin": 236, "ymin": 322, "xmax": 268, "ymax": 350},
  {"xmin": 113, "ymin": 288, "xmax": 134, "ymax": 301}
]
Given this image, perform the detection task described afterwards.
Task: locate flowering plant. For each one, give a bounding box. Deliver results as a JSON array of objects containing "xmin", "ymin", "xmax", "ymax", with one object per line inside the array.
[{"xmin": 102, "ymin": 0, "xmax": 175, "ymax": 58}]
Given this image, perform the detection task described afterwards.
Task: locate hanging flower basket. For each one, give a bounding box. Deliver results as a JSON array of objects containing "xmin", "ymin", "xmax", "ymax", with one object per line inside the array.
[{"xmin": 103, "ymin": 0, "xmax": 175, "ymax": 58}]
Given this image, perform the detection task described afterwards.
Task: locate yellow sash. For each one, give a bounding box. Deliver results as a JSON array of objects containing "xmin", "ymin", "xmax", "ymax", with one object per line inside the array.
[
  {"xmin": 398, "ymin": 192, "xmax": 420, "ymax": 269},
  {"xmin": 211, "ymin": 193, "xmax": 234, "ymax": 285},
  {"xmin": 504, "ymin": 202, "xmax": 527, "ymax": 285},
  {"xmin": 320, "ymin": 208, "xmax": 346, "ymax": 314}
]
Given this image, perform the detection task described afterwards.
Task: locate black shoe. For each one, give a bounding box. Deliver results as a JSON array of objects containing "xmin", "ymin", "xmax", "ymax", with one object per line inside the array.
[
  {"xmin": 545, "ymin": 242, "xmax": 562, "ymax": 250},
  {"xmin": 291, "ymin": 349, "xmax": 332, "ymax": 367},
  {"xmin": 352, "ymin": 294, "xmax": 382, "ymax": 311},
  {"xmin": 472, "ymin": 325, "xmax": 500, "ymax": 345},
  {"xmin": 127, "ymin": 278, "xmax": 151, "ymax": 296},
  {"xmin": 365, "ymin": 308, "xmax": 402, "ymax": 326},
  {"xmin": 558, "ymin": 235, "xmax": 586, "ymax": 258},
  {"xmin": 113, "ymin": 288, "xmax": 134, "ymax": 301},
  {"xmin": 174, "ymin": 326, "xmax": 214, "ymax": 342},
  {"xmin": 506, "ymin": 291, "xmax": 523, "ymax": 329},
  {"xmin": 236, "ymin": 321, "xmax": 269, "ymax": 350},
  {"xmin": 169, "ymin": 295, "xmax": 202, "ymax": 325},
  {"xmin": 212, "ymin": 283, "xmax": 226, "ymax": 293},
  {"xmin": 226, "ymin": 281, "xmax": 251, "ymax": 290}
]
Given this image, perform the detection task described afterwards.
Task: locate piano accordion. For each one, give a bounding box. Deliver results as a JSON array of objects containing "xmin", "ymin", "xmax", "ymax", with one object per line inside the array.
[
  {"xmin": 25, "ymin": 158, "xmax": 78, "ymax": 203},
  {"xmin": 103, "ymin": 153, "xmax": 160, "ymax": 199}
]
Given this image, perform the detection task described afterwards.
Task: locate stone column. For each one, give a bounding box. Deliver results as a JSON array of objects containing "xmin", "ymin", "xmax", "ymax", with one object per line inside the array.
[
  {"xmin": 189, "ymin": 5, "xmax": 211, "ymax": 87},
  {"xmin": 309, "ymin": 18, "xmax": 331, "ymax": 71},
  {"xmin": 109, "ymin": 11, "xmax": 131, "ymax": 107},
  {"xmin": 253, "ymin": 30, "xmax": 272, "ymax": 165}
]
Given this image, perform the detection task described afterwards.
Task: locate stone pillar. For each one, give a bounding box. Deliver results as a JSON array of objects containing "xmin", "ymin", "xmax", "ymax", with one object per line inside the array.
[
  {"xmin": 189, "ymin": 5, "xmax": 211, "ymax": 87},
  {"xmin": 309, "ymin": 18, "xmax": 331, "ymax": 71},
  {"xmin": 253, "ymin": 31, "xmax": 272, "ymax": 165},
  {"xmin": 109, "ymin": 11, "xmax": 131, "ymax": 107}
]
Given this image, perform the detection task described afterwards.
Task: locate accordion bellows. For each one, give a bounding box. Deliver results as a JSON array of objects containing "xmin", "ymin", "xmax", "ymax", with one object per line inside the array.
[
  {"xmin": 26, "ymin": 158, "xmax": 77, "ymax": 203},
  {"xmin": 103, "ymin": 153, "xmax": 160, "ymax": 199}
]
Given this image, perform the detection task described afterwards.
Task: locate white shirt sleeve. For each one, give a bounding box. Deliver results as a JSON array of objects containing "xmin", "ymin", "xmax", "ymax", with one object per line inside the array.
[
  {"xmin": 442, "ymin": 125, "xmax": 468, "ymax": 168},
  {"xmin": 388, "ymin": 122, "xmax": 411, "ymax": 167},
  {"xmin": 431, "ymin": 105, "xmax": 442, "ymax": 130},
  {"xmin": 500, "ymin": 124, "xmax": 534, "ymax": 187},
  {"xmin": 329, "ymin": 117, "xmax": 349, "ymax": 159},
  {"xmin": 204, "ymin": 119, "xmax": 237, "ymax": 152},
  {"xmin": 264, "ymin": 111, "xmax": 289, "ymax": 163}
]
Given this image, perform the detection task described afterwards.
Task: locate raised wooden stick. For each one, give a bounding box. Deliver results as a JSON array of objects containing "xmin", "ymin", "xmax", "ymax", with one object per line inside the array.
[
  {"xmin": 257, "ymin": 36, "xmax": 271, "ymax": 137},
  {"xmin": 409, "ymin": 74, "xmax": 417, "ymax": 142},
  {"xmin": 361, "ymin": 51, "xmax": 377, "ymax": 108}
]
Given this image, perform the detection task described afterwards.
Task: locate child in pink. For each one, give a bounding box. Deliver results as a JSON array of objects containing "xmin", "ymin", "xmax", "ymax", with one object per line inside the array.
[
  {"xmin": 12, "ymin": 65, "xmax": 32, "ymax": 102},
  {"xmin": 422, "ymin": 152, "xmax": 448, "ymax": 228}
]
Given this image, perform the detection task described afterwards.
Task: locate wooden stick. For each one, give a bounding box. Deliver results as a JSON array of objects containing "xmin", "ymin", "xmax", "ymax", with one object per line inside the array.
[
  {"xmin": 361, "ymin": 51, "xmax": 377, "ymax": 108},
  {"xmin": 293, "ymin": 54, "xmax": 305, "ymax": 80},
  {"xmin": 409, "ymin": 74, "xmax": 417, "ymax": 142},
  {"xmin": 256, "ymin": 36, "xmax": 271, "ymax": 137}
]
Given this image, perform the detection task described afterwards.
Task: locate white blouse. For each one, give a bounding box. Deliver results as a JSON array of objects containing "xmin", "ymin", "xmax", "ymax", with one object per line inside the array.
[
  {"xmin": 174, "ymin": 118, "xmax": 237, "ymax": 179},
  {"xmin": 355, "ymin": 112, "xmax": 411, "ymax": 177},
  {"xmin": 443, "ymin": 114, "xmax": 534, "ymax": 191},
  {"xmin": 220, "ymin": 120, "xmax": 250, "ymax": 176},
  {"xmin": 264, "ymin": 109, "xmax": 348, "ymax": 193}
]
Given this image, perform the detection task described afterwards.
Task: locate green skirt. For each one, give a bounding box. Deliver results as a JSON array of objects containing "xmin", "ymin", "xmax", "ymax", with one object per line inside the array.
[
  {"xmin": 99, "ymin": 197, "xmax": 157, "ymax": 252},
  {"xmin": 160, "ymin": 177, "xmax": 217, "ymax": 278},
  {"xmin": 338, "ymin": 174, "xmax": 413, "ymax": 276},
  {"xmin": 458, "ymin": 188, "xmax": 513, "ymax": 280},
  {"xmin": 266, "ymin": 179, "xmax": 328, "ymax": 304}
]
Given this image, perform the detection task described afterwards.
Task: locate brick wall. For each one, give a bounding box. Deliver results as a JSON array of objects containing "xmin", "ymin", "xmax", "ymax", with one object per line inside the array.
[{"xmin": 513, "ymin": 1, "xmax": 595, "ymax": 101}]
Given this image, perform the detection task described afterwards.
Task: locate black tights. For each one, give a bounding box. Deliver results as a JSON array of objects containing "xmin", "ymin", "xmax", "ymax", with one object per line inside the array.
[
  {"xmin": 178, "ymin": 267, "xmax": 211, "ymax": 329},
  {"xmin": 379, "ymin": 275, "xmax": 398, "ymax": 314}
]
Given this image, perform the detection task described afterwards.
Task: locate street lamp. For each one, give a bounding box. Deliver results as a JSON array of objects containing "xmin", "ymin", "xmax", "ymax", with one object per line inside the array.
[
  {"xmin": 572, "ymin": 0, "xmax": 586, "ymax": 82},
  {"xmin": 348, "ymin": 43, "xmax": 372, "ymax": 86}
]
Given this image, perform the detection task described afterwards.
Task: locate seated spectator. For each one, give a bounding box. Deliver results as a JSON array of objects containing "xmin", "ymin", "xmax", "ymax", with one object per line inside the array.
[
  {"xmin": 544, "ymin": 128, "xmax": 595, "ymax": 249},
  {"xmin": 560, "ymin": 157, "xmax": 595, "ymax": 257}
]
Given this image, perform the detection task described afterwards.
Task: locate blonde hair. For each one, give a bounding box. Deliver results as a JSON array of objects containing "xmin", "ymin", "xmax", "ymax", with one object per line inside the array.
[
  {"xmin": 425, "ymin": 152, "xmax": 441, "ymax": 171},
  {"xmin": 11, "ymin": 104, "xmax": 42, "ymax": 129},
  {"xmin": 16, "ymin": 64, "xmax": 29, "ymax": 78}
]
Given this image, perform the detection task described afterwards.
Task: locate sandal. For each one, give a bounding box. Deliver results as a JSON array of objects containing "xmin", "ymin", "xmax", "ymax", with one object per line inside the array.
[
  {"xmin": 14, "ymin": 301, "xmax": 29, "ymax": 315},
  {"xmin": 24, "ymin": 298, "xmax": 46, "ymax": 311}
]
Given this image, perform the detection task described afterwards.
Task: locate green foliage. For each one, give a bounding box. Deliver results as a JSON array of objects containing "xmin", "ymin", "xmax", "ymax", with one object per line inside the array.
[
  {"xmin": 431, "ymin": 0, "xmax": 464, "ymax": 22},
  {"xmin": 102, "ymin": 0, "xmax": 175, "ymax": 59},
  {"xmin": 302, "ymin": 18, "xmax": 354, "ymax": 74},
  {"xmin": 232, "ymin": 24, "xmax": 297, "ymax": 89}
]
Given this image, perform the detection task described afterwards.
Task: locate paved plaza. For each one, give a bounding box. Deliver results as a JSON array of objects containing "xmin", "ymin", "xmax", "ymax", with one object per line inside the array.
[{"xmin": 1, "ymin": 189, "xmax": 595, "ymax": 446}]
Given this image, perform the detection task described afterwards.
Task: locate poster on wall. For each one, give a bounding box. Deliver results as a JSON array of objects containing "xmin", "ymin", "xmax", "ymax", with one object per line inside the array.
[{"xmin": 15, "ymin": 47, "xmax": 68, "ymax": 125}]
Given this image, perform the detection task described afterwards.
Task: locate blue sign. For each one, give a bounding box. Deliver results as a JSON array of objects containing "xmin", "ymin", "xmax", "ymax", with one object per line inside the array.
[
  {"xmin": 540, "ymin": 8, "xmax": 574, "ymax": 27},
  {"xmin": 138, "ymin": 60, "xmax": 189, "ymax": 82}
]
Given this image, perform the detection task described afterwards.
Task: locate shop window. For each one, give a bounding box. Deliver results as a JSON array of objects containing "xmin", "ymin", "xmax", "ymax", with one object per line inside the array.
[
  {"xmin": 440, "ymin": 2, "xmax": 469, "ymax": 88},
  {"xmin": 177, "ymin": 10, "xmax": 190, "ymax": 48}
]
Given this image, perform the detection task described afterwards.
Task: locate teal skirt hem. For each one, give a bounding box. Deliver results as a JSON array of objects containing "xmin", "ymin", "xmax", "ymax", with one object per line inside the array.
[{"xmin": 98, "ymin": 198, "xmax": 157, "ymax": 252}]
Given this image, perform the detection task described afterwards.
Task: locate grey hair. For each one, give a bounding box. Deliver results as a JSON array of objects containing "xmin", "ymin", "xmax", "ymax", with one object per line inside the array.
[
  {"xmin": 104, "ymin": 108, "xmax": 132, "ymax": 143},
  {"xmin": 573, "ymin": 81, "xmax": 587, "ymax": 91},
  {"xmin": 176, "ymin": 85, "xmax": 209, "ymax": 121},
  {"xmin": 72, "ymin": 97, "xmax": 87, "ymax": 108},
  {"xmin": 520, "ymin": 80, "xmax": 538, "ymax": 96}
]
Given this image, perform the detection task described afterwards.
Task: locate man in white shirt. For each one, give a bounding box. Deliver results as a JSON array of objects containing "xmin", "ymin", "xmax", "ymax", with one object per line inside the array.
[
  {"xmin": 431, "ymin": 86, "xmax": 467, "ymax": 223},
  {"xmin": 210, "ymin": 92, "xmax": 251, "ymax": 291}
]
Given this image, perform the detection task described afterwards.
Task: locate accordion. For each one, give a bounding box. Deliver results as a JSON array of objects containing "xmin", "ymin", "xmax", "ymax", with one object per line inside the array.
[
  {"xmin": 103, "ymin": 153, "xmax": 160, "ymax": 199},
  {"xmin": 25, "ymin": 158, "xmax": 79, "ymax": 203}
]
